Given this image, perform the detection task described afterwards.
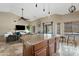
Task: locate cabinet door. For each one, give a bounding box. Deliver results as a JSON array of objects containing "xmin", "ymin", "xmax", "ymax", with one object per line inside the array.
[
  {"xmin": 48, "ymin": 38, "xmax": 58, "ymax": 56},
  {"xmin": 23, "ymin": 44, "xmax": 27, "ymax": 56},
  {"xmin": 35, "ymin": 47, "xmax": 47, "ymax": 56},
  {"xmin": 55, "ymin": 37, "xmax": 60, "ymax": 53},
  {"xmin": 49, "ymin": 38, "xmax": 59, "ymax": 56},
  {"xmin": 49, "ymin": 43, "xmax": 55, "ymax": 56},
  {"xmin": 23, "ymin": 44, "xmax": 33, "ymax": 56}
]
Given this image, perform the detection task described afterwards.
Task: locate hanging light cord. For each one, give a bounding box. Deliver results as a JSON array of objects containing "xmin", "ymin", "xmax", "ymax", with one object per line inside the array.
[
  {"xmin": 33, "ymin": 0, "xmax": 37, "ymax": 7},
  {"xmin": 21, "ymin": 8, "xmax": 24, "ymax": 17}
]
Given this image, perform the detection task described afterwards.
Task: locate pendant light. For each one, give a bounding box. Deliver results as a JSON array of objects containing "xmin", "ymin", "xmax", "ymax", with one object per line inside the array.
[
  {"xmin": 48, "ymin": 11, "xmax": 50, "ymax": 14},
  {"xmin": 48, "ymin": 4, "xmax": 51, "ymax": 15},
  {"xmin": 43, "ymin": 8, "xmax": 45, "ymax": 12},
  {"xmin": 21, "ymin": 8, "xmax": 24, "ymax": 17},
  {"xmin": 43, "ymin": 4, "xmax": 45, "ymax": 12},
  {"xmin": 33, "ymin": 0, "xmax": 37, "ymax": 8},
  {"xmin": 35, "ymin": 3, "xmax": 37, "ymax": 7}
]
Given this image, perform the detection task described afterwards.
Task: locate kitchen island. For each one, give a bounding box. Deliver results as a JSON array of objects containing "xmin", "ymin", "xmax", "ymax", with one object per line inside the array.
[{"xmin": 21, "ymin": 34, "xmax": 60, "ymax": 56}]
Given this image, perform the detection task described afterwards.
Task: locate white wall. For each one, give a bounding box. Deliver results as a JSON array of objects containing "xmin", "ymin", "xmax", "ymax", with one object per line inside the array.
[{"xmin": 0, "ymin": 12, "xmax": 29, "ymax": 35}]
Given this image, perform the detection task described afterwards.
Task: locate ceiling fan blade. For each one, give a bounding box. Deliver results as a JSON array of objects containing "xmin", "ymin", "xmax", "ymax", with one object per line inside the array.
[{"xmin": 21, "ymin": 17, "xmax": 29, "ymax": 21}]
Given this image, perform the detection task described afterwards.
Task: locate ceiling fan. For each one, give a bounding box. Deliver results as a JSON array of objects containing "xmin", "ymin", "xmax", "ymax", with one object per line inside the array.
[{"xmin": 18, "ymin": 8, "xmax": 29, "ymax": 21}]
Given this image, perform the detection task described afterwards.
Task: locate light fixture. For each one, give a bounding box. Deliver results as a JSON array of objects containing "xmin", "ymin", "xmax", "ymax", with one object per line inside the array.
[
  {"xmin": 22, "ymin": 8, "xmax": 24, "ymax": 17},
  {"xmin": 43, "ymin": 4, "xmax": 45, "ymax": 12},
  {"xmin": 47, "ymin": 4, "xmax": 51, "ymax": 15},
  {"xmin": 33, "ymin": 0, "xmax": 37, "ymax": 8},
  {"xmin": 43, "ymin": 8, "xmax": 45, "ymax": 12},
  {"xmin": 35, "ymin": 3, "xmax": 37, "ymax": 7},
  {"xmin": 18, "ymin": 8, "xmax": 29, "ymax": 21},
  {"xmin": 68, "ymin": 5, "xmax": 76, "ymax": 13},
  {"xmin": 48, "ymin": 11, "xmax": 50, "ymax": 14}
]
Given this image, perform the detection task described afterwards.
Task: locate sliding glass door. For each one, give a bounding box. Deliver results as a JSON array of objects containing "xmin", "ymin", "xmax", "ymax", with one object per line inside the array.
[
  {"xmin": 43, "ymin": 22, "xmax": 53, "ymax": 34},
  {"xmin": 57, "ymin": 23, "xmax": 60, "ymax": 34}
]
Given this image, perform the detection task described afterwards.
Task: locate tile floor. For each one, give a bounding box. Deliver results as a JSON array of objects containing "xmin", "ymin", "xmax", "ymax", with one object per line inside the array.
[
  {"xmin": 0, "ymin": 42, "xmax": 23, "ymax": 56},
  {"xmin": 0, "ymin": 41, "xmax": 79, "ymax": 56},
  {"xmin": 58, "ymin": 43, "xmax": 79, "ymax": 56}
]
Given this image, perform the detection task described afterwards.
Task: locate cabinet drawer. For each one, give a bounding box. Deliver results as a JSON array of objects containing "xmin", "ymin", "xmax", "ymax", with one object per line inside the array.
[
  {"xmin": 35, "ymin": 48, "xmax": 47, "ymax": 56},
  {"xmin": 34, "ymin": 40, "xmax": 47, "ymax": 51}
]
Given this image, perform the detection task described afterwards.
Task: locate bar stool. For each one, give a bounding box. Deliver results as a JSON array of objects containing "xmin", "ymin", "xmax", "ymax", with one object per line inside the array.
[
  {"xmin": 60, "ymin": 36, "xmax": 66, "ymax": 43},
  {"xmin": 67, "ymin": 35, "xmax": 77, "ymax": 47}
]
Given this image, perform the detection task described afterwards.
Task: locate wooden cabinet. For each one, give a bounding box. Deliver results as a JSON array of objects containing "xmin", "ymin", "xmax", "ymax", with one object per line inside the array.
[
  {"xmin": 35, "ymin": 47, "xmax": 47, "ymax": 56},
  {"xmin": 48, "ymin": 38, "xmax": 55, "ymax": 56},
  {"xmin": 23, "ymin": 39, "xmax": 48, "ymax": 56},
  {"xmin": 34, "ymin": 40, "xmax": 48, "ymax": 56},
  {"xmin": 34, "ymin": 40, "xmax": 47, "ymax": 51},
  {"xmin": 23, "ymin": 36, "xmax": 59, "ymax": 56},
  {"xmin": 48, "ymin": 37, "xmax": 59, "ymax": 56}
]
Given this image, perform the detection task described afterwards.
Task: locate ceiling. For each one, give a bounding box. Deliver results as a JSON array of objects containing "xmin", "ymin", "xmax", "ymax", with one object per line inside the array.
[{"xmin": 0, "ymin": 3, "xmax": 79, "ymax": 20}]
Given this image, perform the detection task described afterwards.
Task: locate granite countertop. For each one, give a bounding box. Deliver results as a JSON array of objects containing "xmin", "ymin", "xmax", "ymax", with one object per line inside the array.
[
  {"xmin": 23, "ymin": 34, "xmax": 44, "ymax": 45},
  {"xmin": 23, "ymin": 34, "xmax": 56, "ymax": 45}
]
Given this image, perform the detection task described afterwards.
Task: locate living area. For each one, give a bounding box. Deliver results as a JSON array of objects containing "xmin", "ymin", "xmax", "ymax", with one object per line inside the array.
[{"xmin": 1, "ymin": 3, "xmax": 79, "ymax": 56}]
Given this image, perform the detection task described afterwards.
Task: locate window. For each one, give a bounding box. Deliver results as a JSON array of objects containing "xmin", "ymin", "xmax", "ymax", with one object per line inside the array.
[
  {"xmin": 37, "ymin": 23, "xmax": 41, "ymax": 33},
  {"xmin": 43, "ymin": 22, "xmax": 53, "ymax": 34},
  {"xmin": 57, "ymin": 23, "xmax": 60, "ymax": 34},
  {"xmin": 64, "ymin": 22, "xmax": 72, "ymax": 33},
  {"xmin": 32, "ymin": 26, "xmax": 35, "ymax": 33},
  {"xmin": 64, "ymin": 22, "xmax": 79, "ymax": 34}
]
